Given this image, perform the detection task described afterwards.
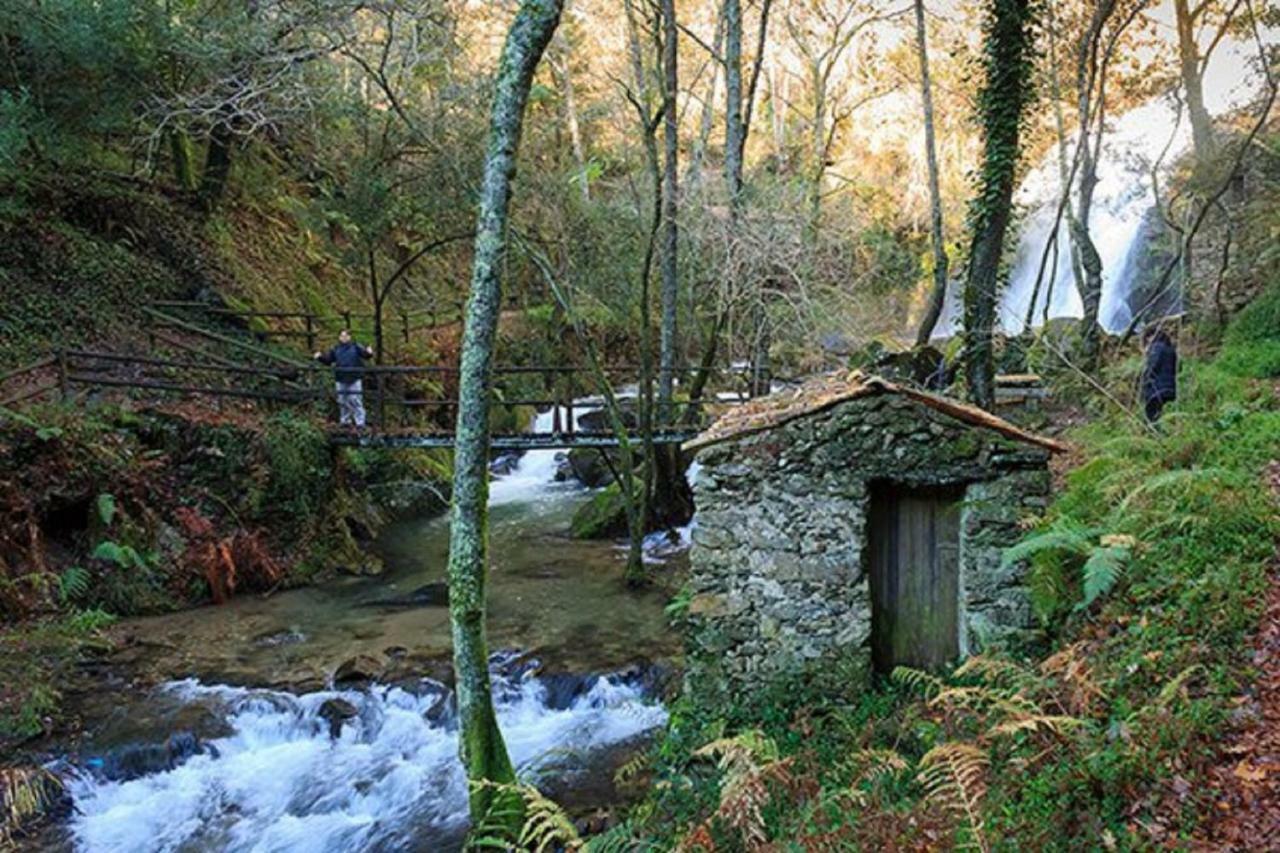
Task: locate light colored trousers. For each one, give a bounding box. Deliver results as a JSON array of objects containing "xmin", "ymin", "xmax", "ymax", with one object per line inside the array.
[{"xmin": 336, "ymin": 380, "xmax": 366, "ymax": 427}]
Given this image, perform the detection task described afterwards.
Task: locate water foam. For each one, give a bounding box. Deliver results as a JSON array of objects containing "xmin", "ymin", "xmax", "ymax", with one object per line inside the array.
[{"xmin": 66, "ymin": 671, "xmax": 666, "ymax": 852}]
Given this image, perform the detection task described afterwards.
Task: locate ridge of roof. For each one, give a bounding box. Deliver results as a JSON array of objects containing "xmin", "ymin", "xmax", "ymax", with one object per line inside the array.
[{"xmin": 683, "ymin": 370, "xmax": 1068, "ymax": 454}]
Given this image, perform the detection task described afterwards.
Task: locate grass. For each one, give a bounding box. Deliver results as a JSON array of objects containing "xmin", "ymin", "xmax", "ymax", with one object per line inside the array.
[
  {"xmin": 0, "ymin": 611, "xmax": 115, "ymax": 749},
  {"xmin": 602, "ymin": 287, "xmax": 1279, "ymax": 851}
]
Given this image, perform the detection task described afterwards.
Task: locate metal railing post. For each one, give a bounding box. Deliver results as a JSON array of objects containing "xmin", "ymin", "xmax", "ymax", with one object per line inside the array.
[{"xmin": 305, "ymin": 314, "xmax": 316, "ymax": 354}]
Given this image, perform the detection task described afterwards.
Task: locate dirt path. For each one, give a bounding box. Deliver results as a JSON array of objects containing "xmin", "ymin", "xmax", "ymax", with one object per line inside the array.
[{"xmin": 1194, "ymin": 462, "xmax": 1280, "ymax": 849}]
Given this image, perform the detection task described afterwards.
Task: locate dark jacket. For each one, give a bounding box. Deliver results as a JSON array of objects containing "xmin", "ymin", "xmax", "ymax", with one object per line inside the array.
[
  {"xmin": 1141, "ymin": 332, "xmax": 1177, "ymax": 401},
  {"xmin": 317, "ymin": 341, "xmax": 372, "ymax": 384}
]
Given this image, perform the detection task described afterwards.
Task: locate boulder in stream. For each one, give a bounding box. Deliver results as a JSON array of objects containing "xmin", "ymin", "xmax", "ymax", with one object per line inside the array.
[
  {"xmin": 318, "ymin": 698, "xmax": 359, "ymax": 739},
  {"xmin": 93, "ymin": 731, "xmax": 214, "ymax": 783},
  {"xmin": 333, "ymin": 654, "xmax": 385, "ymax": 686}
]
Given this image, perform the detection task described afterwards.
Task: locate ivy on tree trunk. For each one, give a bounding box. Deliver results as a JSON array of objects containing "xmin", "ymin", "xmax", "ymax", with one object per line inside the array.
[
  {"xmin": 963, "ymin": 0, "xmax": 1035, "ymax": 409},
  {"xmin": 446, "ymin": 0, "xmax": 562, "ymax": 826}
]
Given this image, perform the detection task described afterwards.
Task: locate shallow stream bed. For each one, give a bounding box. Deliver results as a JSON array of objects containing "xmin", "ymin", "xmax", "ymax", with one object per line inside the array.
[{"xmin": 36, "ymin": 432, "xmax": 686, "ymax": 852}]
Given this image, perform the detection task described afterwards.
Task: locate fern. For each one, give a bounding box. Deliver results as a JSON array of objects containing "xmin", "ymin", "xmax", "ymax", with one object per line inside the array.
[
  {"xmin": 57, "ymin": 566, "xmax": 90, "ymax": 604},
  {"xmin": 692, "ymin": 730, "xmax": 791, "ymax": 851},
  {"xmin": 916, "ymin": 742, "xmax": 990, "ymax": 853},
  {"xmin": 845, "ymin": 748, "xmax": 909, "ymax": 805},
  {"xmin": 1114, "ymin": 466, "xmax": 1234, "ymax": 519},
  {"xmin": 986, "ymin": 714, "xmax": 1082, "ymax": 739},
  {"xmin": 95, "ymin": 492, "xmax": 116, "ymax": 526},
  {"xmin": 1000, "ymin": 518, "xmax": 1095, "ymax": 568},
  {"xmin": 466, "ymin": 781, "xmax": 581, "ymax": 852},
  {"xmin": 890, "ymin": 665, "xmax": 945, "ymax": 699},
  {"xmin": 1078, "ymin": 545, "xmax": 1128, "ymax": 610}
]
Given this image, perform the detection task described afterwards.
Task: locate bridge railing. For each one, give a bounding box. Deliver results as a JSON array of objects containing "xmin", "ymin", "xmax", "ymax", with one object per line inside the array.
[
  {"xmin": 36, "ymin": 349, "xmax": 765, "ymax": 436},
  {"xmin": 146, "ymin": 299, "xmax": 472, "ymax": 358}
]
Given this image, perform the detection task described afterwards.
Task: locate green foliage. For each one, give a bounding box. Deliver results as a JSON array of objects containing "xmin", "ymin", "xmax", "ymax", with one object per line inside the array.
[
  {"xmin": 261, "ymin": 411, "xmax": 331, "ymax": 524},
  {"xmin": 1219, "ymin": 282, "xmax": 1280, "ymax": 377},
  {"xmin": 95, "ymin": 493, "xmax": 116, "ymax": 527},
  {"xmin": 466, "ymin": 781, "xmax": 581, "ymax": 852},
  {"xmin": 91, "ymin": 540, "xmax": 149, "ymax": 571},
  {"xmin": 56, "ymin": 566, "xmax": 90, "ymax": 605}
]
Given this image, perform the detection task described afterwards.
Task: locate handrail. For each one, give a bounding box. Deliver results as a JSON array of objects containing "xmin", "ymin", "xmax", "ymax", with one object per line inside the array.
[
  {"xmin": 142, "ymin": 306, "xmax": 311, "ymax": 367},
  {"xmin": 0, "ymin": 355, "xmax": 56, "ymax": 385}
]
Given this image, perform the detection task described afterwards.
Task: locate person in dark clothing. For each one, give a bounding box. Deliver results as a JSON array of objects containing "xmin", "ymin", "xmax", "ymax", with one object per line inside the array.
[
  {"xmin": 314, "ymin": 329, "xmax": 374, "ymax": 427},
  {"xmin": 1140, "ymin": 328, "xmax": 1178, "ymax": 423}
]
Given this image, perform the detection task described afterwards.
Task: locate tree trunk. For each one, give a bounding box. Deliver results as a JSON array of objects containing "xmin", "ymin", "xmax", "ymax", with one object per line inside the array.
[
  {"xmin": 688, "ymin": 10, "xmax": 726, "ymax": 187},
  {"xmin": 199, "ymin": 119, "xmax": 235, "ymax": 210},
  {"xmin": 552, "ymin": 49, "xmax": 590, "ymax": 202},
  {"xmin": 964, "ymin": 0, "xmax": 1035, "ymax": 410},
  {"xmin": 724, "ymin": 0, "xmax": 744, "ymax": 207},
  {"xmin": 446, "ymin": 0, "xmax": 561, "ymax": 826},
  {"xmin": 912, "ymin": 0, "xmax": 950, "ymax": 347},
  {"xmin": 1073, "ymin": 0, "xmax": 1118, "ymax": 371},
  {"xmin": 1174, "ymin": 0, "xmax": 1215, "ymax": 165},
  {"xmin": 169, "ymin": 129, "xmax": 198, "ymax": 191},
  {"xmin": 658, "ymin": 0, "xmax": 679, "ymax": 424}
]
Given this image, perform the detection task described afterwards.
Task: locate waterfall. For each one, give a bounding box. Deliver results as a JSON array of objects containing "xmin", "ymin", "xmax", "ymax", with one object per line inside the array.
[{"xmin": 933, "ymin": 37, "xmax": 1263, "ymax": 339}]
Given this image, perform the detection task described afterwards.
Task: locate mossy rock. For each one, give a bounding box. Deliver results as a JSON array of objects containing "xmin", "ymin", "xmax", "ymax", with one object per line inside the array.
[{"xmin": 569, "ymin": 483, "xmax": 630, "ymax": 540}]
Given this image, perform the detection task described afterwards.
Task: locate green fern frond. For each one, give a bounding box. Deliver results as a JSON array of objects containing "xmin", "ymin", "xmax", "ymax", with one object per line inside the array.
[
  {"xmin": 891, "ymin": 666, "xmax": 945, "ymax": 699},
  {"xmin": 466, "ymin": 781, "xmax": 581, "ymax": 852},
  {"xmin": 1115, "ymin": 467, "xmax": 1234, "ymax": 518},
  {"xmin": 1078, "ymin": 545, "xmax": 1129, "ymax": 610},
  {"xmin": 57, "ymin": 566, "xmax": 90, "ymax": 604},
  {"xmin": 1153, "ymin": 664, "xmax": 1206, "ymax": 710},
  {"xmin": 1001, "ymin": 519, "xmax": 1096, "ymax": 568}
]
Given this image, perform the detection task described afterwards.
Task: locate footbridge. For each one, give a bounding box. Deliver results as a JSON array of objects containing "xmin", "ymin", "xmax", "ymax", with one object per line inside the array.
[{"xmin": 3, "ymin": 347, "xmax": 762, "ymax": 450}]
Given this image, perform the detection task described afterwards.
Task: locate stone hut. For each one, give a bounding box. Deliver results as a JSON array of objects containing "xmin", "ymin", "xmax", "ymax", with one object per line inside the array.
[{"xmin": 682, "ymin": 371, "xmax": 1065, "ymax": 704}]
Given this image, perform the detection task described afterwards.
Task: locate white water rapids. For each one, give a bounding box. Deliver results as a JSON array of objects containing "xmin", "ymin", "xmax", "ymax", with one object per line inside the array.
[
  {"xmin": 66, "ymin": 671, "xmax": 665, "ymax": 852},
  {"xmin": 62, "ymin": 398, "xmax": 677, "ymax": 852},
  {"xmin": 933, "ymin": 37, "xmax": 1265, "ymax": 337}
]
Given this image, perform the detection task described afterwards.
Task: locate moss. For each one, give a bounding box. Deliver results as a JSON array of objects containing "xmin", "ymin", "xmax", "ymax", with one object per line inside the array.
[
  {"xmin": 569, "ymin": 482, "xmax": 630, "ymax": 540},
  {"xmin": 1219, "ymin": 282, "xmax": 1280, "ymax": 378}
]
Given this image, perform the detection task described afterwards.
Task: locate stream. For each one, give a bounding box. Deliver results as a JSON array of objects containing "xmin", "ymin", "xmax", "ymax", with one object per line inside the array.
[{"xmin": 40, "ymin": 404, "xmax": 684, "ymax": 852}]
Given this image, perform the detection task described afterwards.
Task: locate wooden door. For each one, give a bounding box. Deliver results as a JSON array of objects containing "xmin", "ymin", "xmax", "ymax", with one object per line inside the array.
[{"xmin": 867, "ymin": 483, "xmax": 963, "ymax": 673}]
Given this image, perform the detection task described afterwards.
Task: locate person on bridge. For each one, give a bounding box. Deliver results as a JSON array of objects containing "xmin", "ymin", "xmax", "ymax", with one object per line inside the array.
[
  {"xmin": 1140, "ymin": 326, "xmax": 1178, "ymax": 423},
  {"xmin": 314, "ymin": 329, "xmax": 375, "ymax": 428}
]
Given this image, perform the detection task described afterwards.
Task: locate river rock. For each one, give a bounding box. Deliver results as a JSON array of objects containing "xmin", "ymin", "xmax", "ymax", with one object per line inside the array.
[
  {"xmin": 333, "ymin": 654, "xmax": 385, "ymax": 685},
  {"xmin": 318, "ymin": 698, "xmax": 359, "ymax": 739},
  {"xmin": 577, "ymin": 404, "xmax": 638, "ymax": 433},
  {"xmin": 361, "ymin": 582, "xmax": 449, "ymax": 609},
  {"xmin": 489, "ymin": 452, "xmax": 523, "ymax": 477},
  {"xmin": 567, "ymin": 448, "xmax": 615, "ymax": 488},
  {"xmin": 553, "ymin": 452, "xmax": 574, "ymax": 482},
  {"xmin": 94, "ymin": 731, "xmax": 213, "ymax": 782}
]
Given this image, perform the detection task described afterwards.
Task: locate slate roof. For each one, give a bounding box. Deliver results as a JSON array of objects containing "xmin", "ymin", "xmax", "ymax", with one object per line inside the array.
[{"xmin": 684, "ymin": 371, "xmax": 1068, "ymax": 454}]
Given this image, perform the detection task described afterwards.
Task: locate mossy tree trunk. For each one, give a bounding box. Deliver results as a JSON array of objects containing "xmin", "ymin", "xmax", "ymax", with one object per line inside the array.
[
  {"xmin": 963, "ymin": 0, "xmax": 1035, "ymax": 409},
  {"xmin": 446, "ymin": 0, "xmax": 562, "ymax": 826}
]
